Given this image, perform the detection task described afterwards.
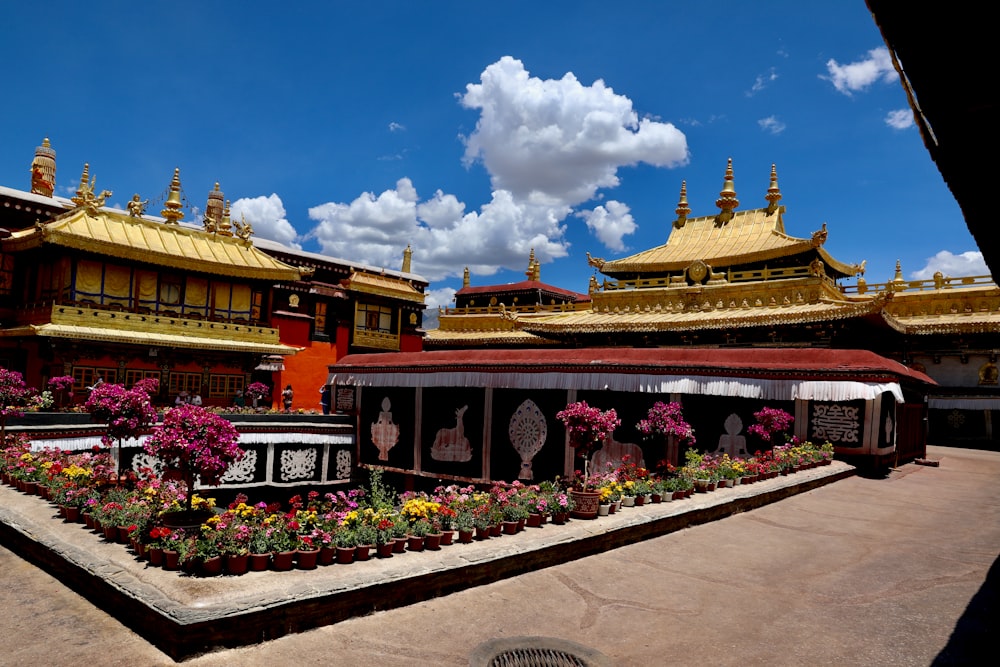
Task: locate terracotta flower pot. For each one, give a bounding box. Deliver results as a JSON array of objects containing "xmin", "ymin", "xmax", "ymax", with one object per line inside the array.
[
  {"xmin": 224, "ymin": 554, "xmax": 249, "ymax": 576},
  {"xmin": 249, "ymin": 553, "xmax": 271, "ymax": 571},
  {"xmin": 296, "ymin": 548, "xmax": 320, "ymax": 570},
  {"xmin": 458, "ymin": 529, "xmax": 474, "ymax": 544},
  {"xmin": 271, "ymin": 550, "xmax": 295, "ymax": 571},
  {"xmin": 355, "ymin": 544, "xmax": 373, "ymax": 561},
  {"xmin": 335, "ymin": 546, "xmax": 356, "ymax": 564},
  {"xmin": 376, "ymin": 542, "xmax": 394, "ymax": 558},
  {"xmin": 319, "ymin": 545, "xmax": 337, "ymax": 565}
]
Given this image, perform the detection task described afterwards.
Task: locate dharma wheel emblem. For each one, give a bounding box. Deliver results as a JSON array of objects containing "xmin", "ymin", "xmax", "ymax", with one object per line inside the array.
[{"xmin": 686, "ymin": 260, "xmax": 708, "ymax": 283}]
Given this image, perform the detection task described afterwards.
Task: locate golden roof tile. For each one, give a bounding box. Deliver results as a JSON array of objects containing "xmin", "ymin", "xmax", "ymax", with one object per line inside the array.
[
  {"xmin": 344, "ymin": 271, "xmax": 425, "ymax": 303},
  {"xmin": 596, "ymin": 206, "xmax": 858, "ymax": 277},
  {"xmin": 515, "ymin": 299, "xmax": 882, "ymax": 334},
  {"xmin": 2, "ymin": 207, "xmax": 306, "ymax": 281},
  {"xmin": 4, "ymin": 323, "xmax": 301, "ymax": 355}
]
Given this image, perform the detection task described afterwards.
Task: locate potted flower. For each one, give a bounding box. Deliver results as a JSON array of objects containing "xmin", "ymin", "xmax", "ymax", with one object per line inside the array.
[
  {"xmin": 244, "ymin": 382, "xmax": 270, "ymax": 409},
  {"xmin": 143, "ymin": 404, "xmax": 243, "ymax": 526},
  {"xmin": 636, "ymin": 401, "xmax": 695, "ymax": 467},
  {"xmin": 748, "ymin": 406, "xmax": 795, "ymax": 449},
  {"xmin": 556, "ymin": 401, "xmax": 620, "ymax": 519}
]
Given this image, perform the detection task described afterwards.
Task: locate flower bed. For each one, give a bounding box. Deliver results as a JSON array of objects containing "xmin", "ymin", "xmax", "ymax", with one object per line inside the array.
[{"xmin": 1, "ymin": 433, "xmax": 835, "ymax": 576}]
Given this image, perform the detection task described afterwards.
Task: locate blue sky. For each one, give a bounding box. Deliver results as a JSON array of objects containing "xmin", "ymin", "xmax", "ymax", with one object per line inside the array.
[{"xmin": 1, "ymin": 2, "xmax": 987, "ymax": 316}]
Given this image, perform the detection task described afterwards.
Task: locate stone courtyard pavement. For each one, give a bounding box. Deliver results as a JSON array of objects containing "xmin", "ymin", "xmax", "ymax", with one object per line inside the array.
[{"xmin": 1, "ymin": 445, "xmax": 997, "ymax": 666}]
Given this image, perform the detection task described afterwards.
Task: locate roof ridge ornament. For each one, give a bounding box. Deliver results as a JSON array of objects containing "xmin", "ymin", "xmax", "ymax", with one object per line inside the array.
[
  {"xmin": 586, "ymin": 252, "xmax": 605, "ymax": 270},
  {"xmin": 673, "ymin": 180, "xmax": 691, "ymax": 229},
  {"xmin": 715, "ymin": 157, "xmax": 739, "ymax": 225},
  {"xmin": 70, "ymin": 163, "xmax": 112, "ymax": 213},
  {"xmin": 810, "ymin": 223, "xmax": 828, "ymax": 247},
  {"xmin": 402, "ymin": 244, "xmax": 413, "ymax": 273},
  {"xmin": 31, "ymin": 137, "xmax": 56, "ymax": 197},
  {"xmin": 218, "ymin": 199, "xmax": 233, "ymax": 236},
  {"xmin": 203, "ymin": 182, "xmax": 225, "ymax": 233},
  {"xmin": 765, "ymin": 163, "xmax": 782, "ymax": 215},
  {"xmin": 160, "ymin": 168, "xmax": 185, "ymax": 224}
]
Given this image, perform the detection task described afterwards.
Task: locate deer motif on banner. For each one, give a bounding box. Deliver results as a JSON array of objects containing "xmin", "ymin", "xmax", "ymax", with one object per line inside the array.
[{"xmin": 431, "ymin": 405, "xmax": 472, "ymax": 462}]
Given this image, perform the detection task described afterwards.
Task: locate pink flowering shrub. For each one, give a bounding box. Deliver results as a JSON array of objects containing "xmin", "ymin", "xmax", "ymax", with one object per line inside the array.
[
  {"xmin": 85, "ymin": 381, "xmax": 158, "ymax": 447},
  {"xmin": 143, "ymin": 404, "xmax": 243, "ymax": 511},
  {"xmin": 0, "ymin": 368, "xmax": 31, "ymax": 443},
  {"xmin": 636, "ymin": 401, "xmax": 696, "ymax": 446},
  {"xmin": 556, "ymin": 401, "xmax": 620, "ymax": 489},
  {"xmin": 556, "ymin": 401, "xmax": 620, "ymax": 458},
  {"xmin": 747, "ymin": 406, "xmax": 795, "ymax": 446}
]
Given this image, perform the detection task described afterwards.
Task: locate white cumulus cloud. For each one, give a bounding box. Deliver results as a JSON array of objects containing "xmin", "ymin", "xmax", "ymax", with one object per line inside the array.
[
  {"xmin": 230, "ymin": 194, "xmax": 300, "ymax": 248},
  {"xmin": 885, "ymin": 109, "xmax": 914, "ymax": 129},
  {"xmin": 823, "ymin": 46, "xmax": 898, "ymax": 96},
  {"xmin": 459, "ymin": 56, "xmax": 689, "ymax": 205},
  {"xmin": 911, "ymin": 250, "xmax": 990, "ymax": 280},
  {"xmin": 304, "ymin": 57, "xmax": 689, "ymax": 281},
  {"xmin": 575, "ymin": 201, "xmax": 636, "ymax": 251}
]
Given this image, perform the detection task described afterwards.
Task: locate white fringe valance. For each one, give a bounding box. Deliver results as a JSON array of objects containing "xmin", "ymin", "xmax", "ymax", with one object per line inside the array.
[
  {"xmin": 928, "ymin": 397, "xmax": 1000, "ymax": 410},
  {"xmin": 29, "ymin": 431, "xmax": 352, "ymax": 452},
  {"xmin": 336, "ymin": 371, "xmax": 903, "ymax": 403}
]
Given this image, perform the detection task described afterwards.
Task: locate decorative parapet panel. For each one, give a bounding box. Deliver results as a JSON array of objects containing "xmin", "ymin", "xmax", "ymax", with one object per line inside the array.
[{"xmin": 353, "ymin": 328, "xmax": 400, "ymax": 350}]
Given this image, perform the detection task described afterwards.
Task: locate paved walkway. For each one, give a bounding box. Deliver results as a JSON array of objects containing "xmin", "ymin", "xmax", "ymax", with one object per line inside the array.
[{"xmin": 1, "ymin": 446, "xmax": 997, "ymax": 666}]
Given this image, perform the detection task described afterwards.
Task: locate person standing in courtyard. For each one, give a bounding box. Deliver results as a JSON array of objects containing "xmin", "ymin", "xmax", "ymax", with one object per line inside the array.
[
  {"xmin": 319, "ymin": 384, "xmax": 331, "ymax": 415},
  {"xmin": 282, "ymin": 384, "xmax": 294, "ymax": 413}
]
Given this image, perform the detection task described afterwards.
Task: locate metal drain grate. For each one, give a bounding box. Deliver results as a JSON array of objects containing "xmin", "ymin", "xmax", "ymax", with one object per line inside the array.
[{"xmin": 470, "ymin": 637, "xmax": 611, "ymax": 667}]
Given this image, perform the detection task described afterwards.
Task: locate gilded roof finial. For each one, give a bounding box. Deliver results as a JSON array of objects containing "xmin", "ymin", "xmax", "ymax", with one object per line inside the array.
[
  {"xmin": 217, "ymin": 199, "xmax": 233, "ymax": 236},
  {"xmin": 765, "ymin": 163, "xmax": 782, "ymax": 215},
  {"xmin": 204, "ymin": 182, "xmax": 224, "ymax": 233},
  {"xmin": 526, "ymin": 248, "xmax": 536, "ymax": 280},
  {"xmin": 70, "ymin": 163, "xmax": 111, "ymax": 212},
  {"xmin": 463, "ymin": 267, "xmax": 470, "ymax": 287},
  {"xmin": 70, "ymin": 163, "xmax": 90, "ymax": 207},
  {"xmin": 161, "ymin": 168, "xmax": 185, "ymax": 224},
  {"xmin": 402, "ymin": 244, "xmax": 413, "ymax": 273},
  {"xmin": 673, "ymin": 180, "xmax": 691, "ymax": 229},
  {"xmin": 715, "ymin": 157, "xmax": 739, "ymax": 224},
  {"xmin": 234, "ymin": 212, "xmax": 254, "ymax": 241},
  {"xmin": 30, "ymin": 137, "xmax": 56, "ymax": 197},
  {"xmin": 893, "ymin": 259, "xmax": 905, "ymax": 283}
]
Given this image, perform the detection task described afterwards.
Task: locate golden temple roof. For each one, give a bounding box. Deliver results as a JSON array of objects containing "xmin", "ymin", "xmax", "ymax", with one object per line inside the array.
[
  {"xmin": 423, "ymin": 328, "xmax": 558, "ymax": 347},
  {"xmin": 344, "ymin": 271, "xmax": 425, "ymax": 303},
  {"xmin": 881, "ymin": 282, "xmax": 1000, "ymax": 335},
  {"xmin": 595, "ymin": 206, "xmax": 858, "ymax": 278},
  {"xmin": 2, "ymin": 207, "xmax": 307, "ymax": 281},
  {"xmin": 1, "ymin": 323, "xmax": 301, "ymax": 355},
  {"xmin": 514, "ymin": 298, "xmax": 883, "ymax": 335}
]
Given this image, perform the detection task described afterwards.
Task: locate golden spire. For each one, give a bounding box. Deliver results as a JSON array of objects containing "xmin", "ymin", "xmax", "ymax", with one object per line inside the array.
[
  {"xmin": 160, "ymin": 168, "xmax": 185, "ymax": 224},
  {"xmin": 673, "ymin": 180, "xmax": 690, "ymax": 229},
  {"xmin": 765, "ymin": 163, "xmax": 782, "ymax": 215},
  {"xmin": 402, "ymin": 244, "xmax": 413, "ymax": 273},
  {"xmin": 893, "ymin": 259, "xmax": 905, "ymax": 283},
  {"xmin": 217, "ymin": 199, "xmax": 233, "ymax": 236},
  {"xmin": 30, "ymin": 137, "xmax": 56, "ymax": 197},
  {"xmin": 463, "ymin": 267, "xmax": 470, "ymax": 287},
  {"xmin": 715, "ymin": 157, "xmax": 739, "ymax": 224},
  {"xmin": 70, "ymin": 163, "xmax": 91, "ymax": 207},
  {"xmin": 204, "ymin": 182, "xmax": 224, "ymax": 233},
  {"xmin": 525, "ymin": 248, "xmax": 536, "ymax": 280}
]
